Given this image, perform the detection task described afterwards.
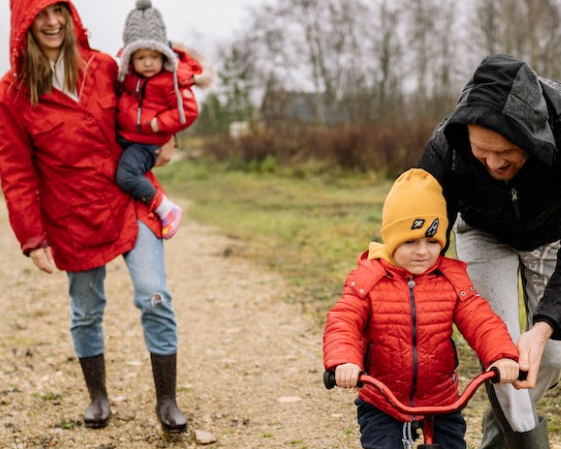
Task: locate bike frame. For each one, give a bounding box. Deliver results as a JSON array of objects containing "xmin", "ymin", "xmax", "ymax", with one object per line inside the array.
[{"xmin": 324, "ymin": 369, "xmax": 499, "ymax": 449}]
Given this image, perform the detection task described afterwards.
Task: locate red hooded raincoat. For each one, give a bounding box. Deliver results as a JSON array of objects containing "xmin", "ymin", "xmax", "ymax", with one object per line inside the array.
[{"xmin": 0, "ymin": 0, "xmax": 162, "ymax": 271}]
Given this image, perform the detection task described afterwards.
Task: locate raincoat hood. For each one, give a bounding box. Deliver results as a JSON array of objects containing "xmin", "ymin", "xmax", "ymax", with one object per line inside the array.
[
  {"xmin": 443, "ymin": 54, "xmax": 557, "ymax": 165},
  {"xmin": 9, "ymin": 0, "xmax": 90, "ymax": 73}
]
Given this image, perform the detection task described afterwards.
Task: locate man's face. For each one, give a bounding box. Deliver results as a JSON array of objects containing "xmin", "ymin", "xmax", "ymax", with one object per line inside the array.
[{"xmin": 468, "ymin": 125, "xmax": 529, "ymax": 181}]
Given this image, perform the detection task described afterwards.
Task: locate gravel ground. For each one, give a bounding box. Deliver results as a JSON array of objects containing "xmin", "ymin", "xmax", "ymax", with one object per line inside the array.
[{"xmin": 0, "ymin": 200, "xmax": 559, "ymax": 449}]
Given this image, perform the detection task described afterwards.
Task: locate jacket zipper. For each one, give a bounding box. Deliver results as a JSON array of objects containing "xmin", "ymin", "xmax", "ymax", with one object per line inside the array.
[
  {"xmin": 407, "ymin": 277, "xmax": 418, "ymax": 409},
  {"xmin": 510, "ymin": 187, "xmax": 521, "ymax": 219},
  {"xmin": 134, "ymin": 78, "xmax": 149, "ymax": 133}
]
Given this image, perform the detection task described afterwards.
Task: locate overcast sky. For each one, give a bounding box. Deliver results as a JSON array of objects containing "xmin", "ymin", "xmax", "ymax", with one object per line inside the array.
[{"xmin": 0, "ymin": 0, "xmax": 265, "ymax": 75}]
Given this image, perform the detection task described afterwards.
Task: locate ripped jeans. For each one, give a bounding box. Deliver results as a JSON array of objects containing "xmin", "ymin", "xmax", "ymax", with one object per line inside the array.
[{"xmin": 67, "ymin": 221, "xmax": 178, "ymax": 358}]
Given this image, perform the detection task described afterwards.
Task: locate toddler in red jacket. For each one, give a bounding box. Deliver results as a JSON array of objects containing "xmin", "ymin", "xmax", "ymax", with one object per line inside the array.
[
  {"xmin": 116, "ymin": 0, "xmax": 213, "ymax": 239},
  {"xmin": 323, "ymin": 169, "xmax": 519, "ymax": 449}
]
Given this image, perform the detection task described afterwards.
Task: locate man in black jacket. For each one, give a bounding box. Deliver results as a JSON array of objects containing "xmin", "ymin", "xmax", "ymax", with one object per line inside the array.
[{"xmin": 419, "ymin": 54, "xmax": 561, "ymax": 449}]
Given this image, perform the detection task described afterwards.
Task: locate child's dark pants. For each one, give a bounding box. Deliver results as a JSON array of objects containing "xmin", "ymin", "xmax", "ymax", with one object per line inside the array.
[
  {"xmin": 355, "ymin": 398, "xmax": 467, "ymax": 449},
  {"xmin": 116, "ymin": 136, "xmax": 160, "ymax": 202}
]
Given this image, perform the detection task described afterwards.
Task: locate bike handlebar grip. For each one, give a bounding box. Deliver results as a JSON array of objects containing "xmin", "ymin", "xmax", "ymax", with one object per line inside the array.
[
  {"xmin": 490, "ymin": 366, "xmax": 500, "ymax": 384},
  {"xmin": 323, "ymin": 370, "xmax": 365, "ymax": 389},
  {"xmin": 489, "ymin": 367, "xmax": 529, "ymax": 383},
  {"xmin": 324, "ymin": 370, "xmax": 336, "ymax": 390}
]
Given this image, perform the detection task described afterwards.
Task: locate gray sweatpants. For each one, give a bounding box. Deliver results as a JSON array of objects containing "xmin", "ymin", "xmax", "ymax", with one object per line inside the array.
[{"xmin": 454, "ymin": 217, "xmax": 561, "ymax": 433}]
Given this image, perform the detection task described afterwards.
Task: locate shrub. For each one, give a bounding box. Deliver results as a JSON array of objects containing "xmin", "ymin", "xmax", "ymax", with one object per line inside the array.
[{"xmin": 199, "ymin": 119, "xmax": 436, "ymax": 174}]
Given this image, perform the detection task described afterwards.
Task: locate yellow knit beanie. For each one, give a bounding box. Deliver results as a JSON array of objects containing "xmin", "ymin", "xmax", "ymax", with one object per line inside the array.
[{"xmin": 381, "ymin": 169, "xmax": 448, "ymax": 256}]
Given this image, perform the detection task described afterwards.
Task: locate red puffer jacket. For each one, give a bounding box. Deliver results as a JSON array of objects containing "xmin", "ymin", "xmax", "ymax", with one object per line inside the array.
[
  {"xmin": 0, "ymin": 0, "xmax": 162, "ymax": 271},
  {"xmin": 116, "ymin": 47, "xmax": 200, "ymax": 146},
  {"xmin": 323, "ymin": 251, "xmax": 518, "ymax": 422}
]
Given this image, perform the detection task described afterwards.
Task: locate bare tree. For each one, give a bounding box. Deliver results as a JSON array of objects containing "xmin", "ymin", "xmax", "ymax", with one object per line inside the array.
[
  {"xmin": 408, "ymin": 0, "xmax": 437, "ymax": 103},
  {"xmin": 366, "ymin": 0, "xmax": 405, "ymax": 122},
  {"xmin": 470, "ymin": 0, "xmax": 561, "ymax": 79},
  {"xmin": 406, "ymin": 0, "xmax": 461, "ymax": 120},
  {"xmin": 206, "ymin": 0, "xmax": 561, "ymax": 132},
  {"xmin": 428, "ymin": 0, "xmax": 460, "ymax": 119}
]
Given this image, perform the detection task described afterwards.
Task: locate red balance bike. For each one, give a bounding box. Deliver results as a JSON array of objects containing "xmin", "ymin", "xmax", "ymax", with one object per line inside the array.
[{"xmin": 324, "ymin": 368, "xmax": 526, "ymax": 449}]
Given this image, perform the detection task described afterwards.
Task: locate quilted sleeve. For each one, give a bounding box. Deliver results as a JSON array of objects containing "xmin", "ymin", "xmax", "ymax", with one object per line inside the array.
[{"xmin": 323, "ymin": 268, "xmax": 372, "ymax": 372}]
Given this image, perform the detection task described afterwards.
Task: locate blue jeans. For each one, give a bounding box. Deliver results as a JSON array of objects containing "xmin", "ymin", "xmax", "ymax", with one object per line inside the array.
[
  {"xmin": 67, "ymin": 221, "xmax": 178, "ymax": 358},
  {"xmin": 356, "ymin": 398, "xmax": 466, "ymax": 449}
]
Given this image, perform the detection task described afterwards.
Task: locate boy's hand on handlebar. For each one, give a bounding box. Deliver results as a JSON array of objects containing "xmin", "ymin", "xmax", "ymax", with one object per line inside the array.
[
  {"xmin": 335, "ymin": 363, "xmax": 362, "ymax": 389},
  {"xmin": 488, "ymin": 358, "xmax": 519, "ymax": 384}
]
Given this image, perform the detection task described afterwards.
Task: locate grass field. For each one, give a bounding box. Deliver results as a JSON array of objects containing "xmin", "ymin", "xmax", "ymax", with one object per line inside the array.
[
  {"xmin": 158, "ymin": 156, "xmax": 393, "ymax": 309},
  {"xmin": 157, "ymin": 153, "xmax": 560, "ymax": 434}
]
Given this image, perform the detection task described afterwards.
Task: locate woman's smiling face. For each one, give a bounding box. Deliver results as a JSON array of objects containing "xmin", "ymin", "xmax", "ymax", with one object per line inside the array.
[{"xmin": 31, "ymin": 3, "xmax": 67, "ymax": 61}]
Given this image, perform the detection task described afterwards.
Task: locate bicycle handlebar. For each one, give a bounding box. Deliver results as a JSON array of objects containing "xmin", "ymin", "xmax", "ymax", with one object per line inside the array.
[{"xmin": 323, "ymin": 368, "xmax": 527, "ymax": 416}]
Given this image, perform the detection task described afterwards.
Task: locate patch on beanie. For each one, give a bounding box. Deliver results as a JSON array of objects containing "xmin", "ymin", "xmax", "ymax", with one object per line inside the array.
[
  {"xmin": 425, "ymin": 219, "xmax": 439, "ymax": 237},
  {"xmin": 411, "ymin": 219, "xmax": 425, "ymax": 230}
]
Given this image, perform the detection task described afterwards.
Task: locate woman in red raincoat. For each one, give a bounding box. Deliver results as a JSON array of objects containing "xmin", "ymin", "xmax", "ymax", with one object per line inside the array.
[{"xmin": 0, "ymin": 0, "xmax": 187, "ymax": 433}]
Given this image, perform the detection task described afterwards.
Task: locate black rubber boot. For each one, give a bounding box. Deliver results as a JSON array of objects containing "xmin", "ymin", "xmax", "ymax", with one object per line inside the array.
[
  {"xmin": 480, "ymin": 406, "xmax": 506, "ymax": 449},
  {"xmin": 504, "ymin": 417, "xmax": 549, "ymax": 449},
  {"xmin": 150, "ymin": 353, "xmax": 187, "ymax": 433},
  {"xmin": 79, "ymin": 354, "xmax": 111, "ymax": 428}
]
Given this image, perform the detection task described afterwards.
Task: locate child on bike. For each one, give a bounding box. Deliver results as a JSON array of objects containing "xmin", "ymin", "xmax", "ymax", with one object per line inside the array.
[{"xmin": 323, "ymin": 168, "xmax": 520, "ymax": 449}]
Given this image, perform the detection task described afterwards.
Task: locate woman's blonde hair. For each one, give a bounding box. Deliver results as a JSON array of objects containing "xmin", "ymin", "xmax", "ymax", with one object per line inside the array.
[{"xmin": 23, "ymin": 3, "xmax": 81, "ymax": 106}]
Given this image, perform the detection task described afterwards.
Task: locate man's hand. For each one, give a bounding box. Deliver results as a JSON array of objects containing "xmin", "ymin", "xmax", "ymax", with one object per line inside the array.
[
  {"xmin": 30, "ymin": 246, "xmax": 55, "ymax": 274},
  {"xmin": 513, "ymin": 322, "xmax": 553, "ymax": 389}
]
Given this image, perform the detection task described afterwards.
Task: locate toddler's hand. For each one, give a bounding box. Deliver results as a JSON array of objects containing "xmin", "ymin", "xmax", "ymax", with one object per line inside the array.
[
  {"xmin": 335, "ymin": 363, "xmax": 362, "ymax": 389},
  {"xmin": 150, "ymin": 117, "xmax": 160, "ymax": 133},
  {"xmin": 154, "ymin": 137, "xmax": 175, "ymax": 167},
  {"xmin": 488, "ymin": 358, "xmax": 519, "ymax": 384}
]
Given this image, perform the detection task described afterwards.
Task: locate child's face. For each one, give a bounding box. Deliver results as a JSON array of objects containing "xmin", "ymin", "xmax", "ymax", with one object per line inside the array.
[
  {"xmin": 132, "ymin": 49, "xmax": 164, "ymax": 78},
  {"xmin": 393, "ymin": 237, "xmax": 441, "ymax": 275}
]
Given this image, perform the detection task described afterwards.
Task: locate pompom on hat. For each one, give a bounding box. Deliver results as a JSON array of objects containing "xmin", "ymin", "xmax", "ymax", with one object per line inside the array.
[
  {"xmin": 381, "ymin": 169, "xmax": 449, "ymax": 256},
  {"xmin": 118, "ymin": 0, "xmax": 177, "ymax": 82}
]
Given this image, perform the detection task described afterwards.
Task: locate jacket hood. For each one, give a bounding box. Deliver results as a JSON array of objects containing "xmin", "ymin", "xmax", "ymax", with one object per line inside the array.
[
  {"xmin": 9, "ymin": 0, "xmax": 90, "ymax": 74},
  {"xmin": 444, "ymin": 54, "xmax": 557, "ymax": 165},
  {"xmin": 366, "ymin": 241, "xmax": 393, "ymax": 263},
  {"xmin": 366, "ymin": 242, "xmax": 442, "ymax": 277}
]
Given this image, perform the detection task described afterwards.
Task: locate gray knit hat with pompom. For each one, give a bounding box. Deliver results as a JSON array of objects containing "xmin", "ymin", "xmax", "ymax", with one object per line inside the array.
[{"xmin": 118, "ymin": 0, "xmax": 178, "ymax": 81}]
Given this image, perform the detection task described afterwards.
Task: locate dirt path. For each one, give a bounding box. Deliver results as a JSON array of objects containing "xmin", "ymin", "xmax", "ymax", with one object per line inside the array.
[
  {"xmin": 0, "ymin": 200, "xmax": 360, "ymax": 449},
  {"xmin": 0, "ymin": 200, "xmax": 559, "ymax": 449}
]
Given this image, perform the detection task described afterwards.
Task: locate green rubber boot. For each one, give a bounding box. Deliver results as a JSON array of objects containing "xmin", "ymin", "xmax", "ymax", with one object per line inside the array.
[
  {"xmin": 479, "ymin": 406, "xmax": 506, "ymax": 449},
  {"xmin": 504, "ymin": 417, "xmax": 549, "ymax": 449}
]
